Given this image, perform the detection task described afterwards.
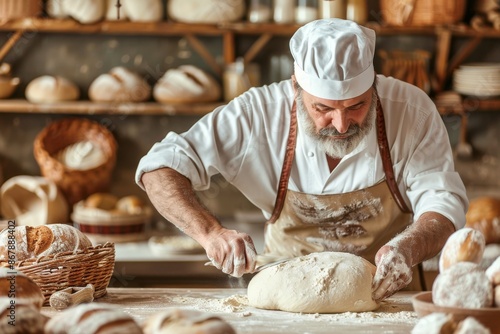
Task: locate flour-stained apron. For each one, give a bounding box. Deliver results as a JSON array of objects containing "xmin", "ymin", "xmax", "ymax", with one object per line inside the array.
[{"xmin": 263, "ymin": 96, "xmax": 425, "ymax": 291}]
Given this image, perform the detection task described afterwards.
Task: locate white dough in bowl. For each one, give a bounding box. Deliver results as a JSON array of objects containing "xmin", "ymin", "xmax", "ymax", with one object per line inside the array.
[{"xmin": 247, "ymin": 252, "xmax": 379, "ymax": 313}]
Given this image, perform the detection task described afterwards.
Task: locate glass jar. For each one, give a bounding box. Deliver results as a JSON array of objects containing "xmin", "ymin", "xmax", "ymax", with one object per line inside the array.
[
  {"xmin": 249, "ymin": 0, "xmax": 273, "ymax": 23},
  {"xmin": 295, "ymin": 0, "xmax": 318, "ymax": 24},
  {"xmin": 319, "ymin": 0, "xmax": 347, "ymax": 19},
  {"xmin": 223, "ymin": 59, "xmax": 261, "ymax": 101},
  {"xmin": 273, "ymin": 0, "xmax": 295, "ymax": 24}
]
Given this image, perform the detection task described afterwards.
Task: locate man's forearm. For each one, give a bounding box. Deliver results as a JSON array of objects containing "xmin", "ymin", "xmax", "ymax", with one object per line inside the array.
[
  {"xmin": 388, "ymin": 212, "xmax": 456, "ymax": 267},
  {"xmin": 141, "ymin": 167, "xmax": 223, "ymax": 244}
]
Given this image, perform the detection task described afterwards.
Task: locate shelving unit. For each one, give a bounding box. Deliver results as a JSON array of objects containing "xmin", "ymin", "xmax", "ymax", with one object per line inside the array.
[{"xmin": 0, "ymin": 18, "xmax": 499, "ymax": 116}]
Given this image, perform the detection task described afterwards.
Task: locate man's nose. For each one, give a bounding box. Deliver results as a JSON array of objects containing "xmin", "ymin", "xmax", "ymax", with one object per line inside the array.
[{"xmin": 330, "ymin": 111, "xmax": 350, "ymax": 134}]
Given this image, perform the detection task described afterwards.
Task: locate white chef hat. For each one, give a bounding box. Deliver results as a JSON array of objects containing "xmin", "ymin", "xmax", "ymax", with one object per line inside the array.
[{"xmin": 290, "ymin": 18, "xmax": 376, "ymax": 100}]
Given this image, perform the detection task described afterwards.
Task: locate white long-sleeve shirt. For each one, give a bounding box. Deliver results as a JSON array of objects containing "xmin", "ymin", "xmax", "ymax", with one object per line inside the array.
[{"xmin": 136, "ymin": 75, "xmax": 468, "ymax": 228}]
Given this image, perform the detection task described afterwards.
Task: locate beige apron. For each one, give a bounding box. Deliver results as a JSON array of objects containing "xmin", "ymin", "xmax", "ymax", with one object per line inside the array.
[{"xmin": 263, "ymin": 96, "xmax": 425, "ymax": 291}]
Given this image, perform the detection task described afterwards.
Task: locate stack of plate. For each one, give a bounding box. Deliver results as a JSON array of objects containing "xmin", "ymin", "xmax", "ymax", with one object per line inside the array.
[{"xmin": 453, "ymin": 63, "xmax": 500, "ymax": 98}]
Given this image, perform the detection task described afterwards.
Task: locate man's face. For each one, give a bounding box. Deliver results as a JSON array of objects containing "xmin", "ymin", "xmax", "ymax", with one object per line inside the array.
[{"xmin": 295, "ymin": 84, "xmax": 377, "ymax": 159}]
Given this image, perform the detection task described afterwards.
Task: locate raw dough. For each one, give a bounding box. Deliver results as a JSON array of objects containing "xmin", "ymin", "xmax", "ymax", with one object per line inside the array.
[{"xmin": 247, "ymin": 252, "xmax": 379, "ymax": 313}]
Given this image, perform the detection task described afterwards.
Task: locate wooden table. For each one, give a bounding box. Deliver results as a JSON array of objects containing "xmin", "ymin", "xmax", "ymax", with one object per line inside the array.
[{"xmin": 42, "ymin": 288, "xmax": 420, "ymax": 333}]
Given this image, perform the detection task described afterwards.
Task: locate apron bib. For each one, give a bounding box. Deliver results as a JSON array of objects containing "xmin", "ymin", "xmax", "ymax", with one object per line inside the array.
[{"xmin": 263, "ymin": 95, "xmax": 425, "ymax": 291}]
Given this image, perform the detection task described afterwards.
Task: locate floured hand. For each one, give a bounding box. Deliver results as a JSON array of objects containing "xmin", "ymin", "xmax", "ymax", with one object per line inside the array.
[
  {"xmin": 204, "ymin": 228, "xmax": 257, "ymax": 277},
  {"xmin": 372, "ymin": 245, "xmax": 412, "ymax": 302}
]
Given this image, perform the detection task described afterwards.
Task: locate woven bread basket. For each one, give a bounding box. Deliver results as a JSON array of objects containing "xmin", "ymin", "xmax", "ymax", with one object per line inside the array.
[
  {"xmin": 13, "ymin": 243, "xmax": 115, "ymax": 305},
  {"xmin": 379, "ymin": 0, "xmax": 466, "ymax": 26},
  {"xmin": 0, "ymin": 0, "xmax": 42, "ymax": 21},
  {"xmin": 33, "ymin": 118, "xmax": 117, "ymax": 207}
]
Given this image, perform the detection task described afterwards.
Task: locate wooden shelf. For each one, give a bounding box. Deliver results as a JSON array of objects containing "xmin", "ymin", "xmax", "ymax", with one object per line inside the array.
[{"xmin": 0, "ymin": 100, "xmax": 223, "ymax": 116}]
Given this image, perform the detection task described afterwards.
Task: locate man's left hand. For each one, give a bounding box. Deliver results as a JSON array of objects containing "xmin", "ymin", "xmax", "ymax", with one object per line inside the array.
[{"xmin": 372, "ymin": 245, "xmax": 413, "ymax": 302}]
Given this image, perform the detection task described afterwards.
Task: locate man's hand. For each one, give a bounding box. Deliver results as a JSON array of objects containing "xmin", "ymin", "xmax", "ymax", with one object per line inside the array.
[
  {"xmin": 372, "ymin": 245, "xmax": 412, "ymax": 302},
  {"xmin": 203, "ymin": 228, "xmax": 257, "ymax": 277}
]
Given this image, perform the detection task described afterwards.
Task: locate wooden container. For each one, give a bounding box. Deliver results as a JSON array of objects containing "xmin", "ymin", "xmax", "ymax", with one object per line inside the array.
[{"xmin": 379, "ymin": 0, "xmax": 466, "ymax": 26}]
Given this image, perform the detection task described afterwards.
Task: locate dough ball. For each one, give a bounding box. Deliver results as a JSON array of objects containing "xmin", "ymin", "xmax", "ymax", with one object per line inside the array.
[
  {"xmin": 432, "ymin": 262, "xmax": 493, "ymax": 309},
  {"xmin": 247, "ymin": 252, "xmax": 379, "ymax": 313},
  {"xmin": 438, "ymin": 227, "xmax": 485, "ymax": 273},
  {"xmin": 142, "ymin": 308, "xmax": 236, "ymax": 334},
  {"xmin": 411, "ymin": 312, "xmax": 456, "ymax": 334}
]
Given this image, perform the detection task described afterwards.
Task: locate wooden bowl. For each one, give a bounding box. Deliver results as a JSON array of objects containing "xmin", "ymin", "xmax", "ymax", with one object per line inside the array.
[{"xmin": 412, "ymin": 291, "xmax": 500, "ymax": 334}]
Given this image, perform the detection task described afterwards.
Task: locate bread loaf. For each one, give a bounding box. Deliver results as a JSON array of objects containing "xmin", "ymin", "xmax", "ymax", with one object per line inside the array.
[
  {"xmin": 116, "ymin": 196, "xmax": 145, "ymax": 214},
  {"xmin": 142, "ymin": 308, "xmax": 236, "ymax": 334},
  {"xmin": 167, "ymin": 0, "xmax": 245, "ymax": 24},
  {"xmin": 122, "ymin": 0, "xmax": 163, "ymax": 22},
  {"xmin": 494, "ymin": 285, "xmax": 500, "ymax": 307},
  {"xmin": 465, "ymin": 196, "xmax": 500, "ymax": 244},
  {"xmin": 411, "ymin": 312, "xmax": 456, "ymax": 334},
  {"xmin": 85, "ymin": 193, "xmax": 119, "ymax": 211},
  {"xmin": 0, "ymin": 268, "xmax": 44, "ymax": 309},
  {"xmin": 25, "ymin": 75, "xmax": 80, "ymax": 103},
  {"xmin": 153, "ymin": 65, "xmax": 221, "ymax": 104},
  {"xmin": 485, "ymin": 256, "xmax": 500, "ymax": 285},
  {"xmin": 0, "ymin": 224, "xmax": 92, "ymax": 262},
  {"xmin": 88, "ymin": 67, "xmax": 151, "ymax": 102},
  {"xmin": 45, "ymin": 303, "xmax": 143, "ymax": 334},
  {"xmin": 0, "ymin": 299, "xmax": 47, "ymax": 334},
  {"xmin": 438, "ymin": 227, "xmax": 485, "ymax": 273},
  {"xmin": 432, "ymin": 262, "xmax": 493, "ymax": 309}
]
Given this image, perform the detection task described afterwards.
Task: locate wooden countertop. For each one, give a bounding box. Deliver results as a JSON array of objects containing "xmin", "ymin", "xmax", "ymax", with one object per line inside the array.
[{"xmin": 42, "ymin": 288, "xmax": 420, "ymax": 333}]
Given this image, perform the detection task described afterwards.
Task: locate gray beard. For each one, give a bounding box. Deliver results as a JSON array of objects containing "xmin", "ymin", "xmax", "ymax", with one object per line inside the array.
[{"xmin": 296, "ymin": 91, "xmax": 377, "ymax": 159}]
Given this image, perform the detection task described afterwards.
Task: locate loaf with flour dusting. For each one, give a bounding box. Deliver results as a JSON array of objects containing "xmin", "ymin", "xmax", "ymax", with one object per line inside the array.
[
  {"xmin": 0, "ymin": 299, "xmax": 48, "ymax": 334},
  {"xmin": 0, "ymin": 224, "xmax": 92, "ymax": 262},
  {"xmin": 438, "ymin": 227, "xmax": 485, "ymax": 273},
  {"xmin": 466, "ymin": 196, "xmax": 500, "ymax": 244},
  {"xmin": 0, "ymin": 268, "xmax": 44, "ymax": 309},
  {"xmin": 142, "ymin": 308, "xmax": 236, "ymax": 334}
]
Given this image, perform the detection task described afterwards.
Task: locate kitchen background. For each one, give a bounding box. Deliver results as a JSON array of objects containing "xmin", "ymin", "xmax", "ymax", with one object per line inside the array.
[{"xmin": 0, "ymin": 0, "xmax": 499, "ymax": 286}]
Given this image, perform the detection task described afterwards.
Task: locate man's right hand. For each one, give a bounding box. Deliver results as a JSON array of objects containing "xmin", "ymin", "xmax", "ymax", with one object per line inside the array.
[{"xmin": 203, "ymin": 228, "xmax": 257, "ymax": 278}]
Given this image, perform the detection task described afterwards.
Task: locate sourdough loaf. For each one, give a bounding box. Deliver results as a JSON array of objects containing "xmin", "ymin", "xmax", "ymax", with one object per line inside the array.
[
  {"xmin": 0, "ymin": 268, "xmax": 44, "ymax": 309},
  {"xmin": 0, "ymin": 299, "xmax": 47, "ymax": 334},
  {"xmin": 45, "ymin": 303, "xmax": 142, "ymax": 334},
  {"xmin": 438, "ymin": 227, "xmax": 485, "ymax": 273},
  {"xmin": 0, "ymin": 224, "xmax": 92, "ymax": 262},
  {"xmin": 465, "ymin": 196, "xmax": 500, "ymax": 244},
  {"xmin": 25, "ymin": 75, "xmax": 80, "ymax": 103},
  {"xmin": 88, "ymin": 67, "xmax": 151, "ymax": 103}
]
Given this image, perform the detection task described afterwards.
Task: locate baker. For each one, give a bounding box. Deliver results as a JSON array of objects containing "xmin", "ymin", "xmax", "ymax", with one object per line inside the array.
[{"xmin": 136, "ymin": 19, "xmax": 468, "ymax": 302}]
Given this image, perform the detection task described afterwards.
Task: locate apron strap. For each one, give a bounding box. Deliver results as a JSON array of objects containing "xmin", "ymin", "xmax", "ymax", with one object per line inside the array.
[
  {"xmin": 267, "ymin": 101, "xmax": 298, "ymax": 224},
  {"xmin": 375, "ymin": 96, "xmax": 412, "ymax": 214}
]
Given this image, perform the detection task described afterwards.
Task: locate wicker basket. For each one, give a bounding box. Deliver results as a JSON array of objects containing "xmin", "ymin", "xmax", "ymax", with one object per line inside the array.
[
  {"xmin": 379, "ymin": 0, "xmax": 467, "ymax": 26},
  {"xmin": 33, "ymin": 118, "xmax": 118, "ymax": 206},
  {"xmin": 0, "ymin": 0, "xmax": 42, "ymax": 21},
  {"xmin": 14, "ymin": 243, "xmax": 115, "ymax": 305}
]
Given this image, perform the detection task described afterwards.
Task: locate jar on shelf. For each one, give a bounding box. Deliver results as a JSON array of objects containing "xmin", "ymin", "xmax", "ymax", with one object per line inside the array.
[
  {"xmin": 273, "ymin": 0, "xmax": 295, "ymax": 24},
  {"xmin": 346, "ymin": 0, "xmax": 367, "ymax": 24},
  {"xmin": 318, "ymin": 0, "xmax": 347, "ymax": 19},
  {"xmin": 295, "ymin": 0, "xmax": 318, "ymax": 24},
  {"xmin": 248, "ymin": 0, "xmax": 273, "ymax": 23}
]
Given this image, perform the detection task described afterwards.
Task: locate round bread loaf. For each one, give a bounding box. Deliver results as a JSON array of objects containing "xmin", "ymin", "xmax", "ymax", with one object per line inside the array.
[
  {"xmin": 494, "ymin": 285, "xmax": 500, "ymax": 307},
  {"xmin": 0, "ymin": 268, "xmax": 44, "ymax": 309},
  {"xmin": 0, "ymin": 298, "xmax": 48, "ymax": 334},
  {"xmin": 411, "ymin": 312, "xmax": 456, "ymax": 334},
  {"xmin": 465, "ymin": 196, "xmax": 500, "ymax": 244},
  {"xmin": 432, "ymin": 261, "xmax": 493, "ymax": 309},
  {"xmin": 0, "ymin": 224, "xmax": 92, "ymax": 262},
  {"xmin": 153, "ymin": 65, "xmax": 221, "ymax": 103},
  {"xmin": 438, "ymin": 227, "xmax": 485, "ymax": 273},
  {"xmin": 45, "ymin": 303, "xmax": 143, "ymax": 334},
  {"xmin": 485, "ymin": 256, "xmax": 500, "ymax": 286},
  {"xmin": 116, "ymin": 196, "xmax": 145, "ymax": 214},
  {"xmin": 88, "ymin": 67, "xmax": 151, "ymax": 102},
  {"xmin": 85, "ymin": 193, "xmax": 119, "ymax": 211},
  {"xmin": 25, "ymin": 75, "xmax": 80, "ymax": 103},
  {"xmin": 454, "ymin": 317, "xmax": 490, "ymax": 334},
  {"xmin": 142, "ymin": 308, "xmax": 236, "ymax": 334}
]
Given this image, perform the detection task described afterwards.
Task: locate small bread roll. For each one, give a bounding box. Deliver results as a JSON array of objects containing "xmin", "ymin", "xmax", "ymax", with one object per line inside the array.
[
  {"xmin": 85, "ymin": 193, "xmax": 119, "ymax": 211},
  {"xmin": 45, "ymin": 303, "xmax": 143, "ymax": 334},
  {"xmin": 0, "ymin": 299, "xmax": 47, "ymax": 334},
  {"xmin": 116, "ymin": 196, "xmax": 144, "ymax": 214},
  {"xmin": 438, "ymin": 227, "xmax": 485, "ymax": 273},
  {"xmin": 122, "ymin": 0, "xmax": 163, "ymax": 22},
  {"xmin": 494, "ymin": 285, "xmax": 500, "ymax": 307},
  {"xmin": 0, "ymin": 268, "xmax": 44, "ymax": 309},
  {"xmin": 0, "ymin": 224, "xmax": 92, "ymax": 262},
  {"xmin": 89, "ymin": 67, "xmax": 151, "ymax": 102},
  {"xmin": 25, "ymin": 75, "xmax": 80, "ymax": 103},
  {"xmin": 411, "ymin": 312, "xmax": 456, "ymax": 334},
  {"xmin": 465, "ymin": 196, "xmax": 500, "ymax": 244},
  {"xmin": 142, "ymin": 308, "xmax": 236, "ymax": 334},
  {"xmin": 432, "ymin": 262, "xmax": 493, "ymax": 309},
  {"xmin": 485, "ymin": 256, "xmax": 500, "ymax": 285},
  {"xmin": 153, "ymin": 65, "xmax": 221, "ymax": 103},
  {"xmin": 455, "ymin": 317, "xmax": 490, "ymax": 334}
]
